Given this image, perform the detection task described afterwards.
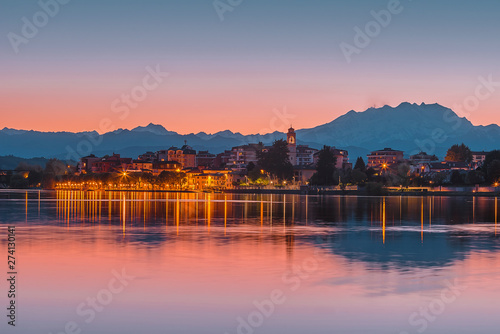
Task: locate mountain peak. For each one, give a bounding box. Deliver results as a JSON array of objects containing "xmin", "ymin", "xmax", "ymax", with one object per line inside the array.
[
  {"xmin": 1, "ymin": 127, "xmax": 28, "ymax": 135},
  {"xmin": 131, "ymin": 123, "xmax": 173, "ymax": 136}
]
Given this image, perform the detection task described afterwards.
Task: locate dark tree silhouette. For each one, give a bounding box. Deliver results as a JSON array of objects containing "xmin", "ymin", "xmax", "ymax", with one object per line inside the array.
[
  {"xmin": 258, "ymin": 139, "xmax": 293, "ymax": 181},
  {"xmin": 483, "ymin": 150, "xmax": 500, "ymax": 183},
  {"xmin": 354, "ymin": 157, "xmax": 366, "ymax": 171},
  {"xmin": 445, "ymin": 143, "xmax": 472, "ymax": 163},
  {"xmin": 310, "ymin": 146, "xmax": 337, "ymax": 185}
]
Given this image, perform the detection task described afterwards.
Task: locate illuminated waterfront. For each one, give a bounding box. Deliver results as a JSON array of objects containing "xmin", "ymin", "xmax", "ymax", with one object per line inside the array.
[{"xmin": 1, "ymin": 191, "xmax": 499, "ymax": 333}]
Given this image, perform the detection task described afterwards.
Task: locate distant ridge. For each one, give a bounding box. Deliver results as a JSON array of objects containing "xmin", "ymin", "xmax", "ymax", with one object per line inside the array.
[{"xmin": 1, "ymin": 103, "xmax": 499, "ymax": 160}]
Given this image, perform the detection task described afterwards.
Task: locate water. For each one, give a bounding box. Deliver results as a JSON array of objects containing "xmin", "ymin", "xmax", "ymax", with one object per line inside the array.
[{"xmin": 1, "ymin": 190, "xmax": 499, "ymax": 334}]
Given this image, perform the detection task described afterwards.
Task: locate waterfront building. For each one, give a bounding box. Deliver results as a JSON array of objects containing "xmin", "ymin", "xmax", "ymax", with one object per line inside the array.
[
  {"xmin": 472, "ymin": 151, "xmax": 489, "ymax": 169},
  {"xmin": 131, "ymin": 159, "xmax": 154, "ymax": 172},
  {"xmin": 293, "ymin": 165, "xmax": 316, "ymax": 185},
  {"xmin": 428, "ymin": 161, "xmax": 471, "ymax": 173},
  {"xmin": 409, "ymin": 151, "xmax": 439, "ymax": 174},
  {"xmin": 367, "ymin": 148, "xmax": 404, "ymax": 170}
]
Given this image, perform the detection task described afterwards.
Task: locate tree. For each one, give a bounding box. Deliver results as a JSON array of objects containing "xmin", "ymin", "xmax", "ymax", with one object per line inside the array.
[
  {"xmin": 258, "ymin": 139, "xmax": 293, "ymax": 181},
  {"xmin": 396, "ymin": 163, "xmax": 411, "ymax": 187},
  {"xmin": 246, "ymin": 162, "xmax": 256, "ymax": 172},
  {"xmin": 247, "ymin": 167, "xmax": 269, "ymax": 185},
  {"xmin": 482, "ymin": 150, "xmax": 500, "ymax": 183},
  {"xmin": 310, "ymin": 146, "xmax": 337, "ymax": 185},
  {"xmin": 366, "ymin": 167, "xmax": 377, "ymax": 181},
  {"xmin": 450, "ymin": 171, "xmax": 464, "ymax": 185},
  {"xmin": 487, "ymin": 160, "xmax": 500, "ymax": 184},
  {"xmin": 351, "ymin": 169, "xmax": 367, "ymax": 184},
  {"xmin": 445, "ymin": 143, "xmax": 472, "ymax": 163},
  {"xmin": 354, "ymin": 157, "xmax": 366, "ymax": 171},
  {"xmin": 15, "ymin": 162, "xmax": 43, "ymax": 187},
  {"xmin": 465, "ymin": 170, "xmax": 485, "ymax": 185},
  {"xmin": 42, "ymin": 159, "xmax": 70, "ymax": 188},
  {"xmin": 432, "ymin": 172, "xmax": 448, "ymax": 186},
  {"xmin": 158, "ymin": 171, "xmax": 186, "ymax": 188}
]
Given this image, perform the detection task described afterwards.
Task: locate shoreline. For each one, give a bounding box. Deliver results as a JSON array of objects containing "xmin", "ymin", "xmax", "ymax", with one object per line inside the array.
[{"xmin": 3, "ymin": 188, "xmax": 500, "ymax": 197}]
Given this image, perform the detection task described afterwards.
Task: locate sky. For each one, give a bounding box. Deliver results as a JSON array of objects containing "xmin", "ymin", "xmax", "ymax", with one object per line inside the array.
[{"xmin": 1, "ymin": 0, "xmax": 500, "ymax": 134}]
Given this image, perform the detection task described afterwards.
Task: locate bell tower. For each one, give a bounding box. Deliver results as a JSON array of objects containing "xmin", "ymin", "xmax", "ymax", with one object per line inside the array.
[{"xmin": 287, "ymin": 126, "xmax": 297, "ymax": 166}]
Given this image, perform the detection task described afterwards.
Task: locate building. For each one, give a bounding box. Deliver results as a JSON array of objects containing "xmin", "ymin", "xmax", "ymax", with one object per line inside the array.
[
  {"xmin": 429, "ymin": 161, "xmax": 471, "ymax": 173},
  {"xmin": 472, "ymin": 151, "xmax": 489, "ymax": 169},
  {"xmin": 293, "ymin": 165, "xmax": 316, "ymax": 185},
  {"xmin": 287, "ymin": 127, "xmax": 297, "ymax": 165},
  {"xmin": 409, "ymin": 152, "xmax": 438, "ymax": 164},
  {"xmin": 131, "ymin": 159, "xmax": 154, "ymax": 172},
  {"xmin": 152, "ymin": 161, "xmax": 183, "ymax": 175},
  {"xmin": 196, "ymin": 151, "xmax": 216, "ymax": 169},
  {"xmin": 167, "ymin": 145, "xmax": 197, "ymax": 168},
  {"xmin": 367, "ymin": 148, "xmax": 404, "ymax": 170},
  {"xmin": 138, "ymin": 151, "xmax": 156, "ymax": 161},
  {"xmin": 186, "ymin": 169, "xmax": 240, "ymax": 190},
  {"xmin": 229, "ymin": 144, "xmax": 265, "ymax": 169},
  {"xmin": 409, "ymin": 151, "xmax": 439, "ymax": 174},
  {"xmin": 93, "ymin": 154, "xmax": 133, "ymax": 173},
  {"xmin": 332, "ymin": 147, "xmax": 350, "ymax": 169},
  {"xmin": 214, "ymin": 150, "xmax": 232, "ymax": 169},
  {"xmin": 296, "ymin": 145, "xmax": 319, "ymax": 166},
  {"xmin": 156, "ymin": 150, "xmax": 169, "ymax": 162},
  {"xmin": 77, "ymin": 154, "xmax": 101, "ymax": 174},
  {"xmin": 226, "ymin": 127, "xmax": 319, "ymax": 169}
]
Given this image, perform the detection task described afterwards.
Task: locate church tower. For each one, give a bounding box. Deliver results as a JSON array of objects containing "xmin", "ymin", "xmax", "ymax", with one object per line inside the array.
[{"xmin": 287, "ymin": 126, "xmax": 297, "ymax": 166}]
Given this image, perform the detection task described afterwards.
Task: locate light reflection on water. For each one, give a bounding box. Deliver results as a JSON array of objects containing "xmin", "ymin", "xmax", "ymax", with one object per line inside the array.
[{"xmin": 0, "ymin": 190, "xmax": 499, "ymax": 334}]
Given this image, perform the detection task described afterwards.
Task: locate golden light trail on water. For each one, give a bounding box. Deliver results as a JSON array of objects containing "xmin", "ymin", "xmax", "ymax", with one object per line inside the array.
[
  {"xmin": 224, "ymin": 195, "xmax": 228, "ymax": 236},
  {"xmin": 421, "ymin": 198, "xmax": 424, "ymax": 243},
  {"xmin": 382, "ymin": 197, "xmax": 386, "ymax": 245},
  {"xmin": 495, "ymin": 197, "xmax": 498, "ymax": 236}
]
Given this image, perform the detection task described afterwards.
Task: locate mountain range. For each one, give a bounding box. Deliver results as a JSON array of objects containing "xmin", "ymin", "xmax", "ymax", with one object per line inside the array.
[{"xmin": 1, "ymin": 102, "xmax": 498, "ymax": 162}]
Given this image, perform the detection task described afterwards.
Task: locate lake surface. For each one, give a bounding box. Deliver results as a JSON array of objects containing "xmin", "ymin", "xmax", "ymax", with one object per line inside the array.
[{"xmin": 1, "ymin": 190, "xmax": 499, "ymax": 334}]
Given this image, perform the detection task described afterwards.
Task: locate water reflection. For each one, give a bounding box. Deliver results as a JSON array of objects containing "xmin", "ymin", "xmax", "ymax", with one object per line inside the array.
[{"xmin": 2, "ymin": 190, "xmax": 498, "ymax": 272}]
